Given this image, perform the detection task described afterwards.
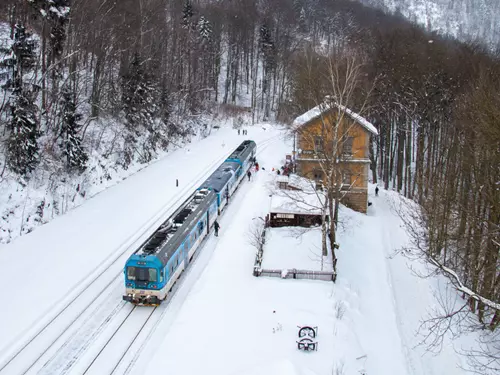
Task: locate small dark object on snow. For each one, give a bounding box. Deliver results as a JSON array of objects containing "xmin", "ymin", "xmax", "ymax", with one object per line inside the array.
[
  {"xmin": 247, "ymin": 170, "xmax": 251, "ymax": 181},
  {"xmin": 214, "ymin": 220, "xmax": 220, "ymax": 236},
  {"xmin": 298, "ymin": 326, "xmax": 317, "ymax": 338},
  {"xmin": 368, "ymin": 201, "xmax": 372, "ymax": 206},
  {"xmin": 297, "ymin": 338, "xmax": 318, "ymax": 351}
]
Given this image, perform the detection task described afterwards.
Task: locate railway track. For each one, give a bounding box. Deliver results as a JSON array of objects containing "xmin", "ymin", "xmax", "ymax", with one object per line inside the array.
[
  {"xmin": 81, "ymin": 306, "xmax": 157, "ymax": 375},
  {"xmin": 82, "ymin": 135, "xmax": 282, "ymax": 375},
  {"xmin": 0, "ymin": 148, "xmax": 245, "ymax": 375},
  {"xmin": 0, "ymin": 134, "xmax": 281, "ymax": 375}
]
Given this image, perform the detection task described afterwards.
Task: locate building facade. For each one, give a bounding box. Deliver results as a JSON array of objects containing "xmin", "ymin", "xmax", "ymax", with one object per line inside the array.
[{"xmin": 292, "ymin": 102, "xmax": 378, "ymax": 213}]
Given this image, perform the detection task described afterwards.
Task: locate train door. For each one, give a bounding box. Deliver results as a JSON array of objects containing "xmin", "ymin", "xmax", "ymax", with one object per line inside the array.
[{"xmin": 198, "ymin": 219, "xmax": 205, "ymax": 238}]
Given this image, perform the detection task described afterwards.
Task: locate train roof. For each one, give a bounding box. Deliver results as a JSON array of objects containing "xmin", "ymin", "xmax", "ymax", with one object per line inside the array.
[
  {"xmin": 158, "ymin": 192, "xmax": 216, "ymax": 264},
  {"xmin": 227, "ymin": 140, "xmax": 256, "ymax": 162},
  {"xmin": 199, "ymin": 161, "xmax": 240, "ymax": 192},
  {"xmin": 135, "ymin": 189, "xmax": 217, "ymax": 265}
]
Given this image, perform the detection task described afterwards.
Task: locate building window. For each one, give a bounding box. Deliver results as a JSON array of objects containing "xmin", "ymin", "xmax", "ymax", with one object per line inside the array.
[
  {"xmin": 276, "ymin": 213, "xmax": 294, "ymax": 219},
  {"xmin": 343, "ymin": 137, "xmax": 354, "ymax": 157},
  {"xmin": 342, "ymin": 171, "xmax": 351, "ymax": 187},
  {"xmin": 314, "ymin": 136, "xmax": 323, "ymax": 152}
]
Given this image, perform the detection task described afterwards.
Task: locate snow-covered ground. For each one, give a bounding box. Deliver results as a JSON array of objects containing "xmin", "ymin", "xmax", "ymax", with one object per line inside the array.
[
  {"xmin": 263, "ymin": 227, "xmax": 333, "ymax": 272},
  {"xmin": 0, "ymin": 121, "xmax": 481, "ymax": 375}
]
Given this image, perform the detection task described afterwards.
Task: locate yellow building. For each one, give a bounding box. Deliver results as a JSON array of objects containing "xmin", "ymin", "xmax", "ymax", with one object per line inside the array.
[{"xmin": 292, "ymin": 101, "xmax": 378, "ymax": 213}]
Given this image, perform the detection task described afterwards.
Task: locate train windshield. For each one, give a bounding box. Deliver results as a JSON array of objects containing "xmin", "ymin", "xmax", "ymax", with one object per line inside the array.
[{"xmin": 127, "ymin": 267, "xmax": 158, "ymax": 282}]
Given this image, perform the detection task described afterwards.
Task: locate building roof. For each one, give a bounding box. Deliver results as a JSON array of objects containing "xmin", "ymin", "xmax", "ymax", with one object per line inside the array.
[
  {"xmin": 292, "ymin": 101, "xmax": 378, "ymax": 136},
  {"xmin": 277, "ymin": 174, "xmax": 316, "ymax": 190},
  {"xmin": 270, "ymin": 189, "xmax": 326, "ymax": 215}
]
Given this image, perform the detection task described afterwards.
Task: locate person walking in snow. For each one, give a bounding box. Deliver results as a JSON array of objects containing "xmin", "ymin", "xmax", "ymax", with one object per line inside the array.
[
  {"xmin": 375, "ymin": 186, "xmax": 379, "ymax": 196},
  {"xmin": 214, "ymin": 220, "xmax": 220, "ymax": 237},
  {"xmin": 255, "ymin": 162, "xmax": 259, "ymax": 171},
  {"xmin": 238, "ymin": 129, "xmax": 240, "ymax": 135},
  {"xmin": 247, "ymin": 170, "xmax": 252, "ymax": 181}
]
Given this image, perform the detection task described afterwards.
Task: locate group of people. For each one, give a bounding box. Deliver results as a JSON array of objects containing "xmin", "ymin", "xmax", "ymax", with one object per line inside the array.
[
  {"xmin": 237, "ymin": 129, "xmax": 248, "ymax": 135},
  {"xmin": 271, "ymin": 165, "xmax": 290, "ymax": 176}
]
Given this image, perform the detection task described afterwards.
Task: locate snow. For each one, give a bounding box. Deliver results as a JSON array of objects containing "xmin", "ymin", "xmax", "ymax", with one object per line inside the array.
[
  {"xmin": 0, "ymin": 121, "xmax": 486, "ymax": 374},
  {"xmin": 292, "ymin": 100, "xmax": 378, "ymax": 136},
  {"xmin": 263, "ymin": 227, "xmax": 332, "ymax": 272},
  {"xmin": 270, "ymin": 190, "xmax": 324, "ymax": 215}
]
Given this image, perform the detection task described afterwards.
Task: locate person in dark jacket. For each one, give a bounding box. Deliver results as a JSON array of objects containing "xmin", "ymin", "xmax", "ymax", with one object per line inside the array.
[
  {"xmin": 247, "ymin": 170, "xmax": 251, "ymax": 181},
  {"xmin": 375, "ymin": 186, "xmax": 379, "ymax": 196},
  {"xmin": 214, "ymin": 220, "xmax": 220, "ymax": 236}
]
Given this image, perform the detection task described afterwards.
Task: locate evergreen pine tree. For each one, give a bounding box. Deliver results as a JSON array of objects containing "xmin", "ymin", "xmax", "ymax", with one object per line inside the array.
[
  {"xmin": 48, "ymin": 0, "xmax": 70, "ymax": 65},
  {"xmin": 0, "ymin": 24, "xmax": 37, "ymax": 89},
  {"xmin": 58, "ymin": 85, "xmax": 88, "ymax": 173},
  {"xmin": 4, "ymin": 23, "xmax": 40, "ymax": 177},
  {"xmin": 7, "ymin": 82, "xmax": 40, "ymax": 176},
  {"xmin": 121, "ymin": 52, "xmax": 157, "ymax": 133},
  {"xmin": 198, "ymin": 16, "xmax": 212, "ymax": 43},
  {"xmin": 260, "ymin": 23, "xmax": 275, "ymax": 69},
  {"xmin": 182, "ymin": 0, "xmax": 194, "ymax": 29},
  {"xmin": 48, "ymin": 0, "xmax": 69, "ymax": 62},
  {"xmin": 121, "ymin": 53, "xmax": 158, "ymax": 165}
]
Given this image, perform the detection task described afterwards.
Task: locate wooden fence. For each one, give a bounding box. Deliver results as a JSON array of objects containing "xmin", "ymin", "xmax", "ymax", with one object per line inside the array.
[
  {"xmin": 254, "ymin": 268, "xmax": 336, "ymax": 281},
  {"xmin": 252, "ymin": 225, "xmax": 336, "ymax": 282}
]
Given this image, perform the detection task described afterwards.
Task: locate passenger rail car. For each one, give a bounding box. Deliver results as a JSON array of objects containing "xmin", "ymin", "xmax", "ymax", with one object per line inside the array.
[{"xmin": 123, "ymin": 140, "xmax": 256, "ymax": 305}]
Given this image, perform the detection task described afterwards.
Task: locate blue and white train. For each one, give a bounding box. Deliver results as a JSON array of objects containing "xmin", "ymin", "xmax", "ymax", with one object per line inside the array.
[{"xmin": 123, "ymin": 140, "xmax": 257, "ymax": 305}]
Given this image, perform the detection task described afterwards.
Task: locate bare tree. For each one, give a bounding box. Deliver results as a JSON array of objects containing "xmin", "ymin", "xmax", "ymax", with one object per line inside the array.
[
  {"xmin": 395, "ymin": 195, "xmax": 500, "ymax": 373},
  {"xmin": 291, "ymin": 49, "xmax": 374, "ymax": 274}
]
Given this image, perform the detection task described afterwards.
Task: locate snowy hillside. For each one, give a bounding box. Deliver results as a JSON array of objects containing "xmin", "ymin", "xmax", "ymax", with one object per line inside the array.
[
  {"xmin": 0, "ymin": 122, "xmax": 483, "ymax": 375},
  {"xmin": 361, "ymin": 0, "xmax": 500, "ymax": 48}
]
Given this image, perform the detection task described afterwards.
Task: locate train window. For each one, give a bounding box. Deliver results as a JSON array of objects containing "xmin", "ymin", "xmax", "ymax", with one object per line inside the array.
[
  {"xmin": 127, "ymin": 267, "xmax": 136, "ymax": 280},
  {"xmin": 148, "ymin": 268, "xmax": 158, "ymax": 282},
  {"xmin": 160, "ymin": 270, "xmax": 164, "ymax": 283}
]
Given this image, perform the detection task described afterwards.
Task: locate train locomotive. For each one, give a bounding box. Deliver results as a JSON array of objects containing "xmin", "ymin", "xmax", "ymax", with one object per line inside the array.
[{"xmin": 123, "ymin": 140, "xmax": 257, "ymax": 305}]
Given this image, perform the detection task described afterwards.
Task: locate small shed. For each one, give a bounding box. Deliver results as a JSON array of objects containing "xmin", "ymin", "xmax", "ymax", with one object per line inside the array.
[{"xmin": 269, "ymin": 189, "xmax": 327, "ymax": 228}]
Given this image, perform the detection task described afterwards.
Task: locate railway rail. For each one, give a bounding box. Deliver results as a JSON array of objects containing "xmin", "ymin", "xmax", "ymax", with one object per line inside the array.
[{"xmin": 0, "ymin": 134, "xmax": 280, "ymax": 375}]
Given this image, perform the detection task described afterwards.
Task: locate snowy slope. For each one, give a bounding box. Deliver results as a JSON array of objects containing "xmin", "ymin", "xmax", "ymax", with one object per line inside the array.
[
  {"xmin": 0, "ymin": 122, "xmax": 481, "ymax": 375},
  {"xmin": 361, "ymin": 0, "xmax": 500, "ymax": 48}
]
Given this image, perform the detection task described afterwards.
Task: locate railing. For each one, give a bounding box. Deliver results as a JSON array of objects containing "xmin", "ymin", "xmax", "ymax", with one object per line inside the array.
[{"xmin": 254, "ymin": 268, "xmax": 336, "ymax": 282}]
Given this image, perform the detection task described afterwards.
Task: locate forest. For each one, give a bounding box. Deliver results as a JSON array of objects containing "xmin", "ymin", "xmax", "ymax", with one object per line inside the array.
[{"xmin": 0, "ymin": 0, "xmax": 498, "ymax": 372}]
